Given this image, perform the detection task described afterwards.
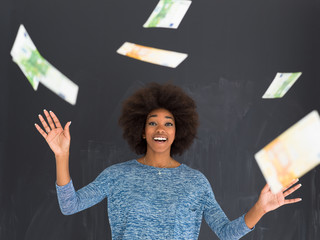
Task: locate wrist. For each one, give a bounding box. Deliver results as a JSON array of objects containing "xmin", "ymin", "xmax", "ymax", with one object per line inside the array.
[
  {"xmin": 55, "ymin": 152, "xmax": 69, "ymax": 160},
  {"xmin": 244, "ymin": 200, "xmax": 267, "ymax": 229},
  {"xmin": 254, "ymin": 200, "xmax": 267, "ymax": 216}
]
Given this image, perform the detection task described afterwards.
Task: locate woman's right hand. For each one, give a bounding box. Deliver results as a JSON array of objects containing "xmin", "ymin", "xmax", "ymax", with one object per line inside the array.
[{"xmin": 35, "ymin": 110, "xmax": 71, "ymax": 157}]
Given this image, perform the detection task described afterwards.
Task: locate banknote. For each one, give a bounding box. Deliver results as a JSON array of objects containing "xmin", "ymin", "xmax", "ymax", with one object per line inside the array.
[
  {"xmin": 35, "ymin": 61, "xmax": 79, "ymax": 105},
  {"xmin": 255, "ymin": 111, "xmax": 320, "ymax": 193},
  {"xmin": 117, "ymin": 42, "xmax": 188, "ymax": 68},
  {"xmin": 10, "ymin": 25, "xmax": 40, "ymax": 90},
  {"xmin": 143, "ymin": 0, "xmax": 192, "ymax": 29},
  {"xmin": 262, "ymin": 72, "xmax": 302, "ymax": 98},
  {"xmin": 11, "ymin": 25, "xmax": 79, "ymax": 105}
]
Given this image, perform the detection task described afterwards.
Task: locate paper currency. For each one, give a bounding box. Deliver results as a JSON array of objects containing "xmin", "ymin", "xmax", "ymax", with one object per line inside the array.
[
  {"xmin": 117, "ymin": 42, "xmax": 187, "ymax": 68},
  {"xmin": 10, "ymin": 25, "xmax": 79, "ymax": 105},
  {"xmin": 35, "ymin": 61, "xmax": 79, "ymax": 105},
  {"xmin": 10, "ymin": 25, "xmax": 40, "ymax": 90},
  {"xmin": 143, "ymin": 0, "xmax": 192, "ymax": 29},
  {"xmin": 262, "ymin": 72, "xmax": 302, "ymax": 98},
  {"xmin": 255, "ymin": 111, "xmax": 320, "ymax": 193}
]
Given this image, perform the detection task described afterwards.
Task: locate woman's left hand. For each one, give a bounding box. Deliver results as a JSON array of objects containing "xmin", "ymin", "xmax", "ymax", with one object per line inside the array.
[
  {"xmin": 257, "ymin": 179, "xmax": 302, "ymax": 213},
  {"xmin": 244, "ymin": 179, "xmax": 302, "ymax": 229}
]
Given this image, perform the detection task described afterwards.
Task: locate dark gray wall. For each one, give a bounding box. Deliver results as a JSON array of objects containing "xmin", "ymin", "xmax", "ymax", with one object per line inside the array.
[{"xmin": 1, "ymin": 0, "xmax": 320, "ymax": 239}]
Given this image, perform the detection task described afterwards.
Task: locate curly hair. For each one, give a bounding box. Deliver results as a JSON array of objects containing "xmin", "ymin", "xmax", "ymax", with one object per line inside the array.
[{"xmin": 118, "ymin": 83, "xmax": 199, "ymax": 156}]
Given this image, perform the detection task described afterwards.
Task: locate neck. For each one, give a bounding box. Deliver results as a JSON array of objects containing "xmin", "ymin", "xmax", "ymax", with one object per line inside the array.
[{"xmin": 144, "ymin": 152, "xmax": 173, "ymax": 168}]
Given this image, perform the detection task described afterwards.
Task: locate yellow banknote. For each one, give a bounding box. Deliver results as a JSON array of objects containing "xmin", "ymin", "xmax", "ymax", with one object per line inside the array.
[
  {"xmin": 117, "ymin": 42, "xmax": 187, "ymax": 68},
  {"xmin": 255, "ymin": 111, "xmax": 320, "ymax": 193}
]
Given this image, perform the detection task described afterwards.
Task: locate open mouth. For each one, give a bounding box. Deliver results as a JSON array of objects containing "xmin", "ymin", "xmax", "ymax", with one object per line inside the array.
[{"xmin": 153, "ymin": 137, "xmax": 167, "ymax": 143}]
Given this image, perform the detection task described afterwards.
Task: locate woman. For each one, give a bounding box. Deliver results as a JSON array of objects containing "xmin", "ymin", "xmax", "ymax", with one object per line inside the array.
[{"xmin": 35, "ymin": 83, "xmax": 301, "ymax": 240}]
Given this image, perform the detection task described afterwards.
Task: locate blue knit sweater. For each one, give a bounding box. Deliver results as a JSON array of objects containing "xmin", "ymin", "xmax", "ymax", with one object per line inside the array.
[{"xmin": 56, "ymin": 159, "xmax": 252, "ymax": 239}]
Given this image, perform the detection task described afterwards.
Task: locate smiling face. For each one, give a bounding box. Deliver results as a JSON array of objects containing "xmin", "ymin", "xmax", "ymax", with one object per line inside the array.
[{"xmin": 143, "ymin": 108, "xmax": 176, "ymax": 156}]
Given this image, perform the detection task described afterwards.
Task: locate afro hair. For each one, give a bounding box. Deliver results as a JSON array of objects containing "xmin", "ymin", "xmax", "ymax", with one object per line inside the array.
[{"xmin": 119, "ymin": 83, "xmax": 199, "ymax": 156}]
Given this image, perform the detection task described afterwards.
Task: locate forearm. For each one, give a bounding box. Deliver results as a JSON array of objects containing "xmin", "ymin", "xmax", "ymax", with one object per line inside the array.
[
  {"xmin": 55, "ymin": 152, "xmax": 71, "ymax": 186},
  {"xmin": 244, "ymin": 202, "xmax": 266, "ymax": 229},
  {"xmin": 204, "ymin": 200, "xmax": 253, "ymax": 239},
  {"xmin": 56, "ymin": 168, "xmax": 108, "ymax": 215}
]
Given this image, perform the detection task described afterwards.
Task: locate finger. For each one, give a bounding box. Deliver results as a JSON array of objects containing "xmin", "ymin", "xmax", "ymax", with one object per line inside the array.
[
  {"xmin": 49, "ymin": 111, "xmax": 62, "ymax": 129},
  {"xmin": 63, "ymin": 121, "xmax": 72, "ymax": 139},
  {"xmin": 43, "ymin": 109, "xmax": 56, "ymax": 130},
  {"xmin": 284, "ymin": 183, "xmax": 302, "ymax": 197},
  {"xmin": 284, "ymin": 198, "xmax": 302, "ymax": 205},
  {"xmin": 38, "ymin": 114, "xmax": 51, "ymax": 133},
  {"xmin": 34, "ymin": 123, "xmax": 47, "ymax": 139},
  {"xmin": 283, "ymin": 179, "xmax": 299, "ymax": 192}
]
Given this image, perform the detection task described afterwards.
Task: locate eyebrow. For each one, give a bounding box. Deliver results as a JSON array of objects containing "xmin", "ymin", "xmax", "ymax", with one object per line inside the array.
[{"xmin": 147, "ymin": 114, "xmax": 174, "ymax": 120}]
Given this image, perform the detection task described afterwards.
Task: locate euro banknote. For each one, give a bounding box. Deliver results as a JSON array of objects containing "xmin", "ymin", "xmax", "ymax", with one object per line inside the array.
[
  {"xmin": 143, "ymin": 0, "xmax": 192, "ymax": 29},
  {"xmin": 262, "ymin": 72, "xmax": 302, "ymax": 98},
  {"xmin": 117, "ymin": 42, "xmax": 187, "ymax": 68},
  {"xmin": 10, "ymin": 25, "xmax": 79, "ymax": 105},
  {"xmin": 10, "ymin": 25, "xmax": 40, "ymax": 90},
  {"xmin": 255, "ymin": 111, "xmax": 320, "ymax": 193}
]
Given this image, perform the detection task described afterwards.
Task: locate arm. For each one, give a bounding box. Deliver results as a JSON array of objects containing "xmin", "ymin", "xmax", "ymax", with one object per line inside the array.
[
  {"xmin": 55, "ymin": 171, "xmax": 108, "ymax": 215},
  {"xmin": 244, "ymin": 179, "xmax": 302, "ymax": 229},
  {"xmin": 55, "ymin": 153, "xmax": 71, "ymax": 186},
  {"xmin": 204, "ymin": 202, "xmax": 251, "ymax": 240},
  {"xmin": 35, "ymin": 110, "xmax": 108, "ymax": 214},
  {"xmin": 204, "ymin": 197, "xmax": 252, "ymax": 240},
  {"xmin": 202, "ymin": 178, "xmax": 252, "ymax": 240}
]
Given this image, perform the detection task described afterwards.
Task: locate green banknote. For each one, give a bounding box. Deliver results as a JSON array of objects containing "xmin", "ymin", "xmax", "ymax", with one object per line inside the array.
[
  {"xmin": 11, "ymin": 25, "xmax": 79, "ymax": 105},
  {"xmin": 10, "ymin": 25, "xmax": 41, "ymax": 90},
  {"xmin": 262, "ymin": 72, "xmax": 302, "ymax": 98},
  {"xmin": 143, "ymin": 0, "xmax": 192, "ymax": 29}
]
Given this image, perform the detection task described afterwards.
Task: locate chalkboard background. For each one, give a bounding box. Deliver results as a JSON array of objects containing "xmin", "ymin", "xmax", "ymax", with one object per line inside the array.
[{"xmin": 1, "ymin": 0, "xmax": 320, "ymax": 239}]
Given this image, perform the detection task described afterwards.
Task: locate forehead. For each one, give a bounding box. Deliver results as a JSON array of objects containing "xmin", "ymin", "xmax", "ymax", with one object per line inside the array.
[{"xmin": 147, "ymin": 108, "xmax": 174, "ymax": 119}]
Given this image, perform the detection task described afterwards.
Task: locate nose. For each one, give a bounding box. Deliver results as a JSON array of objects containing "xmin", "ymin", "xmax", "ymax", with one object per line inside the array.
[{"xmin": 156, "ymin": 125, "xmax": 165, "ymax": 133}]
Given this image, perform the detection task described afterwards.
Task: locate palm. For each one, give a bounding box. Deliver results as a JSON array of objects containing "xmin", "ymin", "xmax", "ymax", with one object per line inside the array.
[
  {"xmin": 35, "ymin": 110, "xmax": 71, "ymax": 156},
  {"xmin": 258, "ymin": 180, "xmax": 302, "ymax": 213},
  {"xmin": 46, "ymin": 127, "xmax": 70, "ymax": 154},
  {"xmin": 260, "ymin": 189, "xmax": 285, "ymax": 212}
]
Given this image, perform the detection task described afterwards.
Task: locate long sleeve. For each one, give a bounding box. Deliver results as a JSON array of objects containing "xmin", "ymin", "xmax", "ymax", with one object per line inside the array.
[
  {"xmin": 55, "ymin": 169, "xmax": 109, "ymax": 215},
  {"xmin": 202, "ymin": 180, "xmax": 253, "ymax": 240}
]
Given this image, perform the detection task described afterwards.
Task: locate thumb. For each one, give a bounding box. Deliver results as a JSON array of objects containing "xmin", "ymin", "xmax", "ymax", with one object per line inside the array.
[
  {"xmin": 261, "ymin": 183, "xmax": 270, "ymax": 194},
  {"xmin": 63, "ymin": 121, "xmax": 72, "ymax": 139}
]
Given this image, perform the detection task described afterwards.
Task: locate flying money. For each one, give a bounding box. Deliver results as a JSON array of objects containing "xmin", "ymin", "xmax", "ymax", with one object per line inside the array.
[
  {"xmin": 10, "ymin": 25, "xmax": 40, "ymax": 90},
  {"xmin": 11, "ymin": 25, "xmax": 79, "ymax": 105},
  {"xmin": 143, "ymin": 0, "xmax": 192, "ymax": 29},
  {"xmin": 117, "ymin": 42, "xmax": 188, "ymax": 68},
  {"xmin": 262, "ymin": 72, "xmax": 302, "ymax": 98},
  {"xmin": 255, "ymin": 111, "xmax": 320, "ymax": 193}
]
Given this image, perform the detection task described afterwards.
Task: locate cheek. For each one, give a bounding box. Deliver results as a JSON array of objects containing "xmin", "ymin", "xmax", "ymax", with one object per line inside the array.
[
  {"xmin": 144, "ymin": 129, "xmax": 154, "ymax": 141},
  {"xmin": 170, "ymin": 129, "xmax": 176, "ymax": 140},
  {"xmin": 145, "ymin": 128, "xmax": 152, "ymax": 135}
]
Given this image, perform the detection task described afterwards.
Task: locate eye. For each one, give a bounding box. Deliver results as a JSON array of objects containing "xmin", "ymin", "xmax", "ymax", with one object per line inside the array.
[
  {"xmin": 165, "ymin": 122, "xmax": 174, "ymax": 127},
  {"xmin": 148, "ymin": 122, "xmax": 157, "ymax": 126}
]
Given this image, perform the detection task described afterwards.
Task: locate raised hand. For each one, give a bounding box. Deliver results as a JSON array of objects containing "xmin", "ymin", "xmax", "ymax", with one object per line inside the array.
[
  {"xmin": 257, "ymin": 179, "xmax": 302, "ymax": 213},
  {"xmin": 244, "ymin": 179, "xmax": 302, "ymax": 229},
  {"xmin": 35, "ymin": 110, "xmax": 71, "ymax": 156}
]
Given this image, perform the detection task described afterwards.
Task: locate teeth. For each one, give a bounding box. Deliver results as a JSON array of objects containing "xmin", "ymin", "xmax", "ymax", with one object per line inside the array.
[{"xmin": 154, "ymin": 137, "xmax": 167, "ymax": 141}]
